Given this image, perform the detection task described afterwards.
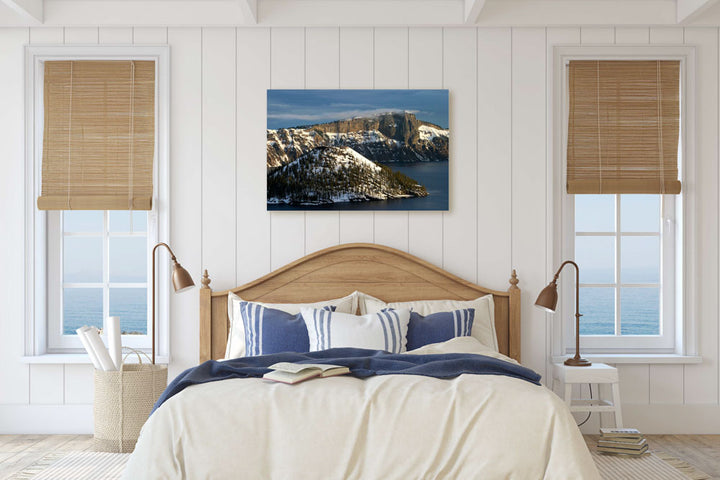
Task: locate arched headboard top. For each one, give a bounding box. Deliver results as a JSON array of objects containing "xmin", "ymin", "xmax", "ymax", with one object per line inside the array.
[{"xmin": 200, "ymin": 243, "xmax": 521, "ymax": 362}]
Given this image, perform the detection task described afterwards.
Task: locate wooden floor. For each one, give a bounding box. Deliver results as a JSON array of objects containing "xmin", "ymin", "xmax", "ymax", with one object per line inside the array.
[
  {"xmin": 0, "ymin": 434, "xmax": 718, "ymax": 479},
  {"xmin": 0, "ymin": 434, "xmax": 94, "ymax": 480},
  {"xmin": 585, "ymin": 435, "xmax": 720, "ymax": 479}
]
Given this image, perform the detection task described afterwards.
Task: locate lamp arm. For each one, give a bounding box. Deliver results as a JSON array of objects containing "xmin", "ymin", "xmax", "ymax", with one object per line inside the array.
[
  {"xmin": 553, "ymin": 260, "xmax": 581, "ymax": 320},
  {"xmin": 553, "ymin": 260, "xmax": 588, "ymax": 365},
  {"xmin": 153, "ymin": 242, "xmax": 177, "ymax": 262},
  {"xmin": 151, "ymin": 242, "xmax": 176, "ymax": 365}
]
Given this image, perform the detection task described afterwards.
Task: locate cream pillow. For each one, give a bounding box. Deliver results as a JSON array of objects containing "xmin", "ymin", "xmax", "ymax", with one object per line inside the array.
[
  {"xmin": 225, "ymin": 291, "xmax": 358, "ymax": 359},
  {"xmin": 405, "ymin": 337, "xmax": 518, "ymax": 365},
  {"xmin": 358, "ymin": 292, "xmax": 498, "ymax": 352},
  {"xmin": 301, "ymin": 308, "xmax": 411, "ymax": 353}
]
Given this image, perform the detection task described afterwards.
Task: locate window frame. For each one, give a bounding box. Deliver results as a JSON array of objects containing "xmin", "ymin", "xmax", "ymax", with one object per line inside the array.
[
  {"xmin": 47, "ymin": 210, "xmax": 153, "ymax": 351},
  {"xmin": 24, "ymin": 45, "xmax": 170, "ymax": 356},
  {"xmin": 551, "ymin": 45, "xmax": 696, "ymax": 356},
  {"xmin": 565, "ymin": 194, "xmax": 676, "ymax": 351}
]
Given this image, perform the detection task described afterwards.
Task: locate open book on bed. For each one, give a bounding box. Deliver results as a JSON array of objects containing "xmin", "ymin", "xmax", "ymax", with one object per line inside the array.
[{"xmin": 263, "ymin": 362, "xmax": 350, "ymax": 385}]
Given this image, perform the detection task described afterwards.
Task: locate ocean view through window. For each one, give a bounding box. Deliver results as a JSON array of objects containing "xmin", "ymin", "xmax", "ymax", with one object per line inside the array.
[
  {"xmin": 574, "ymin": 194, "xmax": 664, "ymax": 337},
  {"xmin": 61, "ymin": 210, "xmax": 149, "ymax": 337}
]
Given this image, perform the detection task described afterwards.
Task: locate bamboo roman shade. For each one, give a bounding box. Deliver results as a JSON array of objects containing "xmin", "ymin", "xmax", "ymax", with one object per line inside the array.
[
  {"xmin": 37, "ymin": 60, "xmax": 155, "ymax": 210},
  {"xmin": 566, "ymin": 60, "xmax": 681, "ymax": 195}
]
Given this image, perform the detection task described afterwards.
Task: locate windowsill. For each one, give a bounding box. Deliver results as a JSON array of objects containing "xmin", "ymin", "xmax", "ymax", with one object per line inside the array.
[
  {"xmin": 551, "ymin": 354, "xmax": 702, "ymax": 364},
  {"xmin": 20, "ymin": 354, "xmax": 170, "ymax": 365}
]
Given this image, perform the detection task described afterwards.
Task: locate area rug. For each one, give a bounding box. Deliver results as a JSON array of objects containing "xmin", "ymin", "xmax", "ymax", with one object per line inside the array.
[
  {"xmin": 8, "ymin": 451, "xmax": 130, "ymax": 480},
  {"xmin": 9, "ymin": 448, "xmax": 711, "ymax": 480},
  {"xmin": 592, "ymin": 449, "xmax": 711, "ymax": 480}
]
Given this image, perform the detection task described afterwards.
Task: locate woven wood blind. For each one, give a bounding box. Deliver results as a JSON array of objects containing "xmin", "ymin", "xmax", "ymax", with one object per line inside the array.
[
  {"xmin": 37, "ymin": 60, "xmax": 155, "ymax": 210},
  {"xmin": 567, "ymin": 60, "xmax": 681, "ymax": 195}
]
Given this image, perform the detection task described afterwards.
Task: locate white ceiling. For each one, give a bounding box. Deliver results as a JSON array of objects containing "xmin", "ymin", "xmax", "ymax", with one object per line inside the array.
[{"xmin": 2, "ymin": 0, "xmax": 720, "ymax": 27}]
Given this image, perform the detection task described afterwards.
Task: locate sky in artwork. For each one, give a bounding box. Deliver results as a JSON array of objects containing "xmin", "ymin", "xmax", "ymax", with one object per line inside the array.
[{"xmin": 267, "ymin": 89, "xmax": 449, "ymax": 129}]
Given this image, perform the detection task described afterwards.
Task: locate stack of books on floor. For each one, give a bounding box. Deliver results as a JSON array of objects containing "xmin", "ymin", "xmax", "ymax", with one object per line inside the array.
[{"xmin": 597, "ymin": 428, "xmax": 648, "ymax": 456}]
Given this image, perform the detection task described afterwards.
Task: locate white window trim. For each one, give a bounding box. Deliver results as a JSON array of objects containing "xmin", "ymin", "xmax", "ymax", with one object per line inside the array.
[
  {"xmin": 549, "ymin": 44, "xmax": 697, "ymax": 357},
  {"xmin": 565, "ymin": 195, "xmax": 675, "ymax": 351},
  {"xmin": 24, "ymin": 45, "xmax": 170, "ymax": 357},
  {"xmin": 47, "ymin": 210, "xmax": 153, "ymax": 351}
]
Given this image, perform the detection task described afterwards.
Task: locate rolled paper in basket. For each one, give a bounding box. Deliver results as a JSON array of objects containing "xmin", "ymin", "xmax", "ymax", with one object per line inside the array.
[
  {"xmin": 107, "ymin": 316, "xmax": 122, "ymax": 370},
  {"xmin": 79, "ymin": 326, "xmax": 116, "ymax": 371},
  {"xmin": 76, "ymin": 326, "xmax": 102, "ymax": 370}
]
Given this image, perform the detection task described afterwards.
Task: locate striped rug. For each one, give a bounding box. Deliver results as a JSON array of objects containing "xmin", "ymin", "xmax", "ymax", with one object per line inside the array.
[
  {"xmin": 592, "ymin": 450, "xmax": 711, "ymax": 480},
  {"xmin": 8, "ymin": 448, "xmax": 712, "ymax": 479},
  {"xmin": 8, "ymin": 451, "xmax": 130, "ymax": 480}
]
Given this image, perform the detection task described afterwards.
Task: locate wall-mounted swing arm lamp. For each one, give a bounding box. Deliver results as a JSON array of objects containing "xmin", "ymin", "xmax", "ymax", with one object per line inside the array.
[
  {"xmin": 535, "ymin": 260, "xmax": 591, "ymax": 367},
  {"xmin": 152, "ymin": 242, "xmax": 195, "ymax": 364}
]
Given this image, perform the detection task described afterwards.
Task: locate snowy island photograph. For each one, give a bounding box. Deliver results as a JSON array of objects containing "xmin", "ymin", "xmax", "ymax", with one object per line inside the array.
[{"xmin": 267, "ymin": 89, "xmax": 449, "ymax": 211}]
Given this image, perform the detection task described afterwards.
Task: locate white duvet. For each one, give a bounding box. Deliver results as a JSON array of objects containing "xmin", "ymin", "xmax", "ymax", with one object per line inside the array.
[{"xmin": 124, "ymin": 338, "xmax": 600, "ymax": 479}]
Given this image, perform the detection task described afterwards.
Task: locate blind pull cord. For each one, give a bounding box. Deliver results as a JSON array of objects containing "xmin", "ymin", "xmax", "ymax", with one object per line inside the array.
[
  {"xmin": 657, "ymin": 61, "xmax": 666, "ymax": 195},
  {"xmin": 128, "ymin": 61, "xmax": 135, "ymax": 211}
]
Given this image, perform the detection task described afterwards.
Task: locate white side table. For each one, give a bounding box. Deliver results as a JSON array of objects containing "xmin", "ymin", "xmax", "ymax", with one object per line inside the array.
[{"xmin": 552, "ymin": 362, "xmax": 623, "ymax": 428}]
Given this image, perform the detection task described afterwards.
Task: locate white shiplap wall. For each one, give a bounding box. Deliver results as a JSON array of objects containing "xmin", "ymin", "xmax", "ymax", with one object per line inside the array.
[{"xmin": 0, "ymin": 25, "xmax": 719, "ymax": 433}]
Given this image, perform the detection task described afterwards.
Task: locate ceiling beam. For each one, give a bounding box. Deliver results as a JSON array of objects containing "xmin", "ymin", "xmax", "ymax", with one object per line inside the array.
[
  {"xmin": 464, "ymin": 0, "xmax": 487, "ymax": 24},
  {"xmin": 0, "ymin": 0, "xmax": 42, "ymax": 23},
  {"xmin": 677, "ymin": 0, "xmax": 720, "ymax": 23},
  {"xmin": 238, "ymin": 0, "xmax": 257, "ymax": 23}
]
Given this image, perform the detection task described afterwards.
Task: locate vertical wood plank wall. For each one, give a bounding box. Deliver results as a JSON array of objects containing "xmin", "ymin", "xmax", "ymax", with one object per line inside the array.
[{"xmin": 1, "ymin": 25, "xmax": 719, "ymax": 433}]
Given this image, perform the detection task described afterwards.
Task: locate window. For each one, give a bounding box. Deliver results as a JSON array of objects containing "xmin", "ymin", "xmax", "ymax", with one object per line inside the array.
[
  {"xmin": 568, "ymin": 194, "xmax": 677, "ymax": 351},
  {"xmin": 47, "ymin": 210, "xmax": 153, "ymax": 351},
  {"xmin": 24, "ymin": 46, "xmax": 169, "ymax": 357},
  {"xmin": 553, "ymin": 45, "xmax": 695, "ymax": 355}
]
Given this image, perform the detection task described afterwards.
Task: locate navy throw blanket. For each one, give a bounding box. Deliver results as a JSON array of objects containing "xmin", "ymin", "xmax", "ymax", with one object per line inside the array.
[{"xmin": 152, "ymin": 348, "xmax": 541, "ymax": 414}]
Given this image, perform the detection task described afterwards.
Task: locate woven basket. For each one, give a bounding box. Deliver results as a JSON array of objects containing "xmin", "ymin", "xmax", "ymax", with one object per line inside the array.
[{"xmin": 93, "ymin": 350, "xmax": 167, "ymax": 453}]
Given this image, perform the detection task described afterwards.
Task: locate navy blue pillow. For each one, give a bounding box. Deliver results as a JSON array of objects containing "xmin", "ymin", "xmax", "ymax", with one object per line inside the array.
[
  {"xmin": 406, "ymin": 308, "xmax": 475, "ymax": 350},
  {"xmin": 240, "ymin": 302, "xmax": 335, "ymax": 356}
]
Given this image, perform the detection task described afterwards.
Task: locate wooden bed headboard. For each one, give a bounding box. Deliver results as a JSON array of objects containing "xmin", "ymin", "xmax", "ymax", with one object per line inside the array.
[{"xmin": 199, "ymin": 243, "xmax": 521, "ymax": 363}]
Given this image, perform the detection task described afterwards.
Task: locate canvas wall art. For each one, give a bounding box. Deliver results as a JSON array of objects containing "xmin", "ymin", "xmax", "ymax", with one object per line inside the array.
[{"xmin": 267, "ymin": 89, "xmax": 449, "ymax": 211}]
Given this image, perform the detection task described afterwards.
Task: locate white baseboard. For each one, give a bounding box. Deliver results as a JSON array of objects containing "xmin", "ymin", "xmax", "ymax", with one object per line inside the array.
[
  {"xmin": 620, "ymin": 404, "xmax": 720, "ymax": 434},
  {"xmin": 0, "ymin": 404, "xmax": 93, "ymax": 434},
  {"xmin": 577, "ymin": 404, "xmax": 720, "ymax": 434}
]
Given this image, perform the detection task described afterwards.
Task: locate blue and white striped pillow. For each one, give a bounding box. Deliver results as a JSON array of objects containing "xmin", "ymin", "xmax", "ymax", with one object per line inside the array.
[
  {"xmin": 301, "ymin": 308, "xmax": 411, "ymax": 353},
  {"xmin": 406, "ymin": 308, "xmax": 475, "ymax": 350},
  {"xmin": 240, "ymin": 302, "xmax": 335, "ymax": 357}
]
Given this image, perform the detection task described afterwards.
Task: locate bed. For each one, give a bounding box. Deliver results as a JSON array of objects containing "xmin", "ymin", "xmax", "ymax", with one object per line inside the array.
[{"xmin": 124, "ymin": 243, "xmax": 600, "ymax": 479}]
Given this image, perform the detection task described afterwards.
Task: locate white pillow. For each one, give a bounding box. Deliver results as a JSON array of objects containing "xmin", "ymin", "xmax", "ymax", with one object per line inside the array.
[
  {"xmin": 225, "ymin": 292, "xmax": 358, "ymax": 359},
  {"xmin": 301, "ymin": 308, "xmax": 411, "ymax": 353},
  {"xmin": 405, "ymin": 337, "xmax": 518, "ymax": 365},
  {"xmin": 358, "ymin": 292, "xmax": 498, "ymax": 352}
]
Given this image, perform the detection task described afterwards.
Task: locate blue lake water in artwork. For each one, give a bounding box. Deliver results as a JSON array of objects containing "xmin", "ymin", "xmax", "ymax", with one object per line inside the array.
[{"xmin": 268, "ymin": 160, "xmax": 449, "ymax": 211}]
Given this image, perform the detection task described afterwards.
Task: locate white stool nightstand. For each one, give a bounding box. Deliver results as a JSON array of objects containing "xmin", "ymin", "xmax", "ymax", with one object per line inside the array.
[{"xmin": 552, "ymin": 362, "xmax": 623, "ymax": 428}]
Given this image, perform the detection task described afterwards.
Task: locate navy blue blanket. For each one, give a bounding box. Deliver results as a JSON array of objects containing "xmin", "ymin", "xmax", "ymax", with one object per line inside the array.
[{"xmin": 153, "ymin": 348, "xmax": 541, "ymax": 414}]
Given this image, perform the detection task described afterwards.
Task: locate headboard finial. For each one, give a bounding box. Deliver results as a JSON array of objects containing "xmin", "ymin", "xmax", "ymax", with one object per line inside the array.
[
  {"xmin": 509, "ymin": 269, "xmax": 519, "ymax": 289},
  {"xmin": 201, "ymin": 269, "xmax": 211, "ymax": 289}
]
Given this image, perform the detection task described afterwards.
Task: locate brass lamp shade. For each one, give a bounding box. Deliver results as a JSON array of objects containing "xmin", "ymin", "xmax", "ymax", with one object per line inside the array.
[
  {"xmin": 534, "ymin": 282, "xmax": 558, "ymax": 313},
  {"xmin": 171, "ymin": 262, "xmax": 195, "ymax": 293},
  {"xmin": 152, "ymin": 242, "xmax": 195, "ymax": 364}
]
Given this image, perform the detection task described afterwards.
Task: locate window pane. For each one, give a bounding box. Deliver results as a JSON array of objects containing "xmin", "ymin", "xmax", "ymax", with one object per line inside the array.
[
  {"xmin": 621, "ymin": 287, "xmax": 660, "ymax": 335},
  {"xmin": 109, "ymin": 211, "xmax": 131, "ymax": 232},
  {"xmin": 63, "ymin": 288, "xmax": 103, "ymax": 334},
  {"xmin": 132, "ymin": 211, "xmax": 147, "ymax": 233},
  {"xmin": 63, "ymin": 211, "xmax": 103, "ymax": 233},
  {"xmin": 110, "ymin": 237, "xmax": 147, "ymax": 282},
  {"xmin": 575, "ymin": 195, "xmax": 615, "ymax": 232},
  {"xmin": 63, "ymin": 237, "xmax": 103, "ymax": 283},
  {"xmin": 110, "ymin": 288, "xmax": 147, "ymax": 335},
  {"xmin": 576, "ymin": 236, "xmax": 615, "ymax": 283},
  {"xmin": 621, "ymin": 236, "xmax": 660, "ymax": 283},
  {"xmin": 621, "ymin": 195, "xmax": 660, "ymax": 232},
  {"xmin": 579, "ymin": 287, "xmax": 615, "ymax": 335}
]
